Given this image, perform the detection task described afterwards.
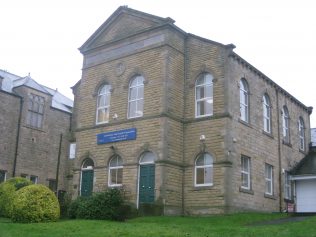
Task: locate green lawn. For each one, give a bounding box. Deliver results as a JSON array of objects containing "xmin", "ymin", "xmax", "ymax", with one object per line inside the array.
[{"xmin": 0, "ymin": 213, "xmax": 315, "ymax": 237}]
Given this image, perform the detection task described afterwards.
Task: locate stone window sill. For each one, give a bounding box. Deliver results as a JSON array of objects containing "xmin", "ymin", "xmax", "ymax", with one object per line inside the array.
[
  {"xmin": 239, "ymin": 187, "xmax": 254, "ymax": 195},
  {"xmin": 262, "ymin": 130, "xmax": 274, "ymax": 139},
  {"xmin": 238, "ymin": 119, "xmax": 252, "ymax": 128},
  {"xmin": 264, "ymin": 193, "xmax": 276, "ymax": 200}
]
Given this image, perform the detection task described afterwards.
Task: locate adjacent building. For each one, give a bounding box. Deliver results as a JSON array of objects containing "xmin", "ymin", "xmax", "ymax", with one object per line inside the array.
[{"xmin": 0, "ymin": 69, "xmax": 73, "ymax": 193}]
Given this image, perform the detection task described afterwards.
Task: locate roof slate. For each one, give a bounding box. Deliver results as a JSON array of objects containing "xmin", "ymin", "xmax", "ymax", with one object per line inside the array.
[{"xmin": 0, "ymin": 69, "xmax": 73, "ymax": 113}]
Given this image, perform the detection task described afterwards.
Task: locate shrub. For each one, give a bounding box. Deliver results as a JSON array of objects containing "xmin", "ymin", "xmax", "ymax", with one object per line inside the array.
[
  {"xmin": 68, "ymin": 188, "xmax": 128, "ymax": 221},
  {"xmin": 11, "ymin": 184, "xmax": 60, "ymax": 223},
  {"xmin": 0, "ymin": 177, "xmax": 32, "ymax": 217},
  {"xmin": 57, "ymin": 191, "xmax": 72, "ymax": 218}
]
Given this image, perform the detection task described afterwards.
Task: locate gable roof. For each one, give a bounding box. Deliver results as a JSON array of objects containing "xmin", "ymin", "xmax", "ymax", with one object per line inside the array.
[
  {"xmin": 0, "ymin": 69, "xmax": 73, "ymax": 113},
  {"xmin": 79, "ymin": 6, "xmax": 175, "ymax": 53}
]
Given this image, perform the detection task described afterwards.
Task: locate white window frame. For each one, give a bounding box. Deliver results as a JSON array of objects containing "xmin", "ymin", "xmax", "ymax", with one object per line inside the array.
[
  {"xmin": 239, "ymin": 79, "xmax": 249, "ymax": 123},
  {"xmin": 263, "ymin": 94, "xmax": 271, "ymax": 133},
  {"xmin": 195, "ymin": 153, "xmax": 213, "ymax": 187},
  {"xmin": 96, "ymin": 84, "xmax": 111, "ymax": 124},
  {"xmin": 298, "ymin": 117, "xmax": 305, "ymax": 151},
  {"xmin": 282, "ymin": 106, "xmax": 290, "ymax": 143},
  {"xmin": 284, "ymin": 171, "xmax": 291, "ymax": 200},
  {"xmin": 128, "ymin": 75, "xmax": 144, "ymax": 119},
  {"xmin": 0, "ymin": 170, "xmax": 7, "ymax": 183},
  {"xmin": 195, "ymin": 73, "xmax": 213, "ymax": 118},
  {"xmin": 241, "ymin": 156, "xmax": 251, "ymax": 190},
  {"xmin": 265, "ymin": 164, "xmax": 273, "ymax": 195},
  {"xmin": 108, "ymin": 155, "xmax": 123, "ymax": 187}
]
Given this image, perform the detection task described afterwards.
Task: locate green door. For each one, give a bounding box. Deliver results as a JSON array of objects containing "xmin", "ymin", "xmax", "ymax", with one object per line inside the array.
[
  {"xmin": 139, "ymin": 164, "xmax": 155, "ymax": 204},
  {"xmin": 81, "ymin": 170, "xmax": 93, "ymax": 197}
]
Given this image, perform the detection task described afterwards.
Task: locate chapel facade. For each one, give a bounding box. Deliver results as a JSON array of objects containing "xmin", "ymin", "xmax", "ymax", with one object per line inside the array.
[{"xmin": 71, "ymin": 6, "xmax": 312, "ymax": 215}]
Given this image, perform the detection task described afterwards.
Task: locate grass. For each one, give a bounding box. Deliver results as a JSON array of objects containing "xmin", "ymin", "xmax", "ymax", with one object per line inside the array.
[{"xmin": 0, "ymin": 213, "xmax": 315, "ymax": 237}]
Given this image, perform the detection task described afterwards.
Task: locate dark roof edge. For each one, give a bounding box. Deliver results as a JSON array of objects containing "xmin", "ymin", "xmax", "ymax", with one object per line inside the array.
[
  {"xmin": 0, "ymin": 89, "xmax": 23, "ymax": 99},
  {"xmin": 229, "ymin": 52, "xmax": 312, "ymax": 113},
  {"xmin": 13, "ymin": 84, "xmax": 52, "ymax": 96}
]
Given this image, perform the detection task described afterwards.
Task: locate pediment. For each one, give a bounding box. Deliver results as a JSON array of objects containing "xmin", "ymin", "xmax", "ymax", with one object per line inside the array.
[{"xmin": 80, "ymin": 6, "xmax": 174, "ymax": 53}]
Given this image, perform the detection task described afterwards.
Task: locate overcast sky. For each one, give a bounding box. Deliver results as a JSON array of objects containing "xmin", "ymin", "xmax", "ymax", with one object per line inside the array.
[{"xmin": 1, "ymin": 0, "xmax": 316, "ymax": 127}]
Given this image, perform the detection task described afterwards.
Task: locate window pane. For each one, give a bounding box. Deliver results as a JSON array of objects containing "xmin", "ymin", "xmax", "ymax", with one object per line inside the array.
[
  {"xmin": 205, "ymin": 85, "xmax": 213, "ymax": 98},
  {"xmin": 197, "ymin": 101, "xmax": 205, "ymax": 116},
  {"xmin": 117, "ymin": 168, "xmax": 123, "ymax": 184},
  {"xmin": 129, "ymin": 87, "xmax": 137, "ymax": 100},
  {"xmin": 138, "ymin": 86, "xmax": 144, "ymax": 99},
  {"xmin": 241, "ymin": 173, "xmax": 249, "ymax": 187},
  {"xmin": 196, "ymin": 86, "xmax": 204, "ymax": 100},
  {"xmin": 128, "ymin": 101, "xmax": 136, "ymax": 118},
  {"xmin": 37, "ymin": 114, "xmax": 43, "ymax": 128},
  {"xmin": 136, "ymin": 99, "xmax": 144, "ymax": 117},
  {"xmin": 111, "ymin": 169, "xmax": 117, "ymax": 185},
  {"xmin": 196, "ymin": 168, "xmax": 204, "ymax": 184},
  {"xmin": 97, "ymin": 108, "xmax": 108, "ymax": 123},
  {"xmin": 205, "ymin": 99, "xmax": 213, "ymax": 116},
  {"xmin": 130, "ymin": 78, "xmax": 138, "ymax": 87},
  {"xmin": 196, "ymin": 156, "xmax": 204, "ymax": 166},
  {"xmin": 140, "ymin": 152, "xmax": 155, "ymax": 164},
  {"xmin": 204, "ymin": 167, "xmax": 212, "ymax": 184}
]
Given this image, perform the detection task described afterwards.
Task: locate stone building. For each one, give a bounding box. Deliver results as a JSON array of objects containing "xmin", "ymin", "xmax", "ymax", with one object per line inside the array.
[
  {"xmin": 0, "ymin": 69, "xmax": 73, "ymax": 193},
  {"xmin": 71, "ymin": 6, "xmax": 313, "ymax": 215}
]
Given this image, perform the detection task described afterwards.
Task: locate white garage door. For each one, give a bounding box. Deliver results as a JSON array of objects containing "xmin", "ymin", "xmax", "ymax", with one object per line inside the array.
[{"xmin": 296, "ymin": 179, "xmax": 316, "ymax": 212}]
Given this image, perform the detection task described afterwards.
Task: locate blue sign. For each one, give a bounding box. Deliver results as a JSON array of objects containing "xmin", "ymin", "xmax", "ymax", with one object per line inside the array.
[{"xmin": 97, "ymin": 128, "xmax": 137, "ymax": 145}]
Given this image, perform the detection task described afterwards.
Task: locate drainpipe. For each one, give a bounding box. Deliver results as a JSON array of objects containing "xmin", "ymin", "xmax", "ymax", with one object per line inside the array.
[
  {"xmin": 181, "ymin": 34, "xmax": 189, "ymax": 216},
  {"xmin": 12, "ymin": 96, "xmax": 23, "ymax": 177},
  {"xmin": 55, "ymin": 133, "xmax": 63, "ymax": 198},
  {"xmin": 276, "ymin": 89, "xmax": 283, "ymax": 212}
]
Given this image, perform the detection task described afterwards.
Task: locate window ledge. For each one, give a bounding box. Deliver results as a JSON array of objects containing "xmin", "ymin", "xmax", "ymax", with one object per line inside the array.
[
  {"xmin": 238, "ymin": 119, "xmax": 252, "ymax": 128},
  {"xmin": 284, "ymin": 198, "xmax": 294, "ymax": 203},
  {"xmin": 299, "ymin": 149, "xmax": 306, "ymax": 155},
  {"xmin": 262, "ymin": 131, "xmax": 274, "ymax": 139},
  {"xmin": 239, "ymin": 187, "xmax": 254, "ymax": 195},
  {"xmin": 23, "ymin": 125, "xmax": 45, "ymax": 132},
  {"xmin": 264, "ymin": 193, "xmax": 276, "ymax": 200},
  {"xmin": 282, "ymin": 141, "xmax": 292, "ymax": 147},
  {"xmin": 193, "ymin": 184, "xmax": 214, "ymax": 191}
]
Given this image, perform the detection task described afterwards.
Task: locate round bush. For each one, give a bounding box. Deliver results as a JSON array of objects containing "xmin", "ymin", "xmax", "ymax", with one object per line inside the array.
[
  {"xmin": 0, "ymin": 177, "xmax": 32, "ymax": 217},
  {"xmin": 11, "ymin": 184, "xmax": 60, "ymax": 223}
]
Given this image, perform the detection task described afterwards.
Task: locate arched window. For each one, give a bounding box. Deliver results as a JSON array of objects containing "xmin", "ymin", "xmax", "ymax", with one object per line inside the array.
[
  {"xmin": 128, "ymin": 75, "xmax": 144, "ymax": 118},
  {"xmin": 263, "ymin": 94, "xmax": 271, "ymax": 133},
  {"xmin": 195, "ymin": 153, "xmax": 213, "ymax": 186},
  {"xmin": 139, "ymin": 151, "xmax": 155, "ymax": 164},
  {"xmin": 82, "ymin": 158, "xmax": 94, "ymax": 170},
  {"xmin": 282, "ymin": 106, "xmax": 290, "ymax": 143},
  {"xmin": 239, "ymin": 79, "xmax": 249, "ymax": 123},
  {"xmin": 195, "ymin": 73, "xmax": 213, "ymax": 117},
  {"xmin": 109, "ymin": 155, "xmax": 123, "ymax": 187},
  {"xmin": 298, "ymin": 117, "xmax": 305, "ymax": 151},
  {"xmin": 96, "ymin": 84, "xmax": 111, "ymax": 124}
]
